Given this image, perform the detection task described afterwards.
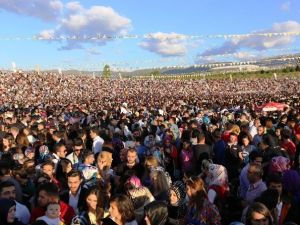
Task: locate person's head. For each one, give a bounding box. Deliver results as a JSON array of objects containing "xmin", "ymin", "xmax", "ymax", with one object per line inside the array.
[
  {"xmin": 169, "ymin": 181, "xmax": 186, "ymax": 206},
  {"xmin": 124, "ymin": 176, "xmax": 141, "ymax": 191},
  {"xmin": 67, "ymin": 170, "xmax": 82, "ymax": 195},
  {"xmin": 37, "ymin": 182, "xmax": 59, "ymax": 207},
  {"xmin": 144, "ymin": 201, "xmax": 168, "ymax": 225},
  {"xmin": 127, "ymin": 149, "xmax": 137, "ymax": 165},
  {"xmin": 109, "ymin": 194, "xmax": 135, "ymax": 224},
  {"xmin": 54, "ymin": 143, "xmax": 67, "ymax": 158},
  {"xmin": 275, "ymin": 127, "xmax": 282, "ymax": 138},
  {"xmin": 45, "ymin": 202, "xmax": 60, "ymax": 219},
  {"xmin": 0, "ymin": 181, "xmax": 16, "ymax": 200},
  {"xmin": 150, "ymin": 169, "xmax": 169, "ymax": 195},
  {"xmin": 245, "ymin": 202, "xmax": 273, "ymax": 225},
  {"xmin": 249, "ymin": 151, "xmax": 263, "ymax": 164},
  {"xmin": 257, "ymin": 126, "xmax": 265, "ymax": 136},
  {"xmin": 73, "ymin": 138, "xmax": 84, "ymax": 156},
  {"xmin": 2, "ymin": 133, "xmax": 14, "ymax": 149},
  {"xmin": 0, "ymin": 198, "xmax": 16, "ymax": 224},
  {"xmin": 97, "ymin": 150, "xmax": 113, "ymax": 171},
  {"xmin": 254, "ymin": 119, "xmax": 261, "ymax": 128},
  {"xmin": 41, "ymin": 161, "xmax": 55, "ymax": 178},
  {"xmin": 247, "ymin": 163, "xmax": 264, "ymax": 184},
  {"xmin": 242, "ymin": 135, "xmax": 251, "ymax": 146},
  {"xmin": 256, "ymin": 189, "xmax": 279, "ymax": 211},
  {"xmin": 229, "ymin": 132, "xmax": 238, "ymax": 144},
  {"xmin": 194, "ymin": 130, "xmax": 205, "ymax": 144},
  {"xmin": 35, "ymin": 173, "xmax": 51, "ymax": 186},
  {"xmin": 83, "ymin": 150, "xmax": 95, "ymax": 165},
  {"xmin": 52, "ymin": 130, "xmax": 64, "ymax": 142},
  {"xmin": 144, "ymin": 156, "xmax": 159, "ymax": 170},
  {"xmin": 84, "ymin": 188, "xmax": 100, "ymax": 213},
  {"xmin": 90, "ymin": 127, "xmax": 100, "ymax": 139},
  {"xmin": 185, "ymin": 176, "xmax": 206, "ymax": 198},
  {"xmin": 59, "ymin": 158, "xmax": 72, "ymax": 174}
]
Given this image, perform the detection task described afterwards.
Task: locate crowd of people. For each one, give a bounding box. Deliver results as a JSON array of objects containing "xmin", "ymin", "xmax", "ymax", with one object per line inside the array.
[{"xmin": 0, "ymin": 71, "xmax": 300, "ymax": 225}]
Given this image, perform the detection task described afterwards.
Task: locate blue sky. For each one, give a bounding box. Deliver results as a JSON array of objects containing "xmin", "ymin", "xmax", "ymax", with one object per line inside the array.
[{"xmin": 0, "ymin": 0, "xmax": 299, "ymax": 71}]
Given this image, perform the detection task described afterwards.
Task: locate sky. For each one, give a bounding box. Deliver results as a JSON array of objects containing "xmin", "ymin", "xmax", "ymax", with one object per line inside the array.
[{"xmin": 0, "ymin": 0, "xmax": 300, "ymax": 71}]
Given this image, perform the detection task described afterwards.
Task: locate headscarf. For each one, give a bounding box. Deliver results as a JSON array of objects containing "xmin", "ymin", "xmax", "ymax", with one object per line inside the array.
[
  {"xmin": 207, "ymin": 163, "xmax": 229, "ymax": 191},
  {"xmin": 169, "ymin": 181, "xmax": 186, "ymax": 206},
  {"xmin": 269, "ymin": 156, "xmax": 290, "ymax": 174},
  {"xmin": 0, "ymin": 198, "xmax": 16, "ymax": 225}
]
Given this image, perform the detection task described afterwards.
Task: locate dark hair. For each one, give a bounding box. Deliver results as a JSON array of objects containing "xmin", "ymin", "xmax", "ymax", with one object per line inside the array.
[
  {"xmin": 73, "ymin": 138, "xmax": 83, "ymax": 147},
  {"xmin": 109, "ymin": 194, "xmax": 135, "ymax": 223},
  {"xmin": 67, "ymin": 170, "xmax": 82, "ymax": 179},
  {"xmin": 41, "ymin": 161, "xmax": 55, "ymax": 169},
  {"xmin": 144, "ymin": 201, "xmax": 168, "ymax": 225},
  {"xmin": 266, "ymin": 173, "xmax": 282, "ymax": 186},
  {"xmin": 53, "ymin": 142, "xmax": 66, "ymax": 154},
  {"xmin": 255, "ymin": 189, "xmax": 279, "ymax": 211},
  {"xmin": 82, "ymin": 150, "xmax": 94, "ymax": 160},
  {"xmin": 249, "ymin": 151, "xmax": 263, "ymax": 162},
  {"xmin": 0, "ymin": 180, "xmax": 15, "ymax": 194},
  {"xmin": 245, "ymin": 202, "xmax": 273, "ymax": 225},
  {"xmin": 0, "ymin": 160, "xmax": 11, "ymax": 176},
  {"xmin": 37, "ymin": 182, "xmax": 59, "ymax": 198},
  {"xmin": 90, "ymin": 127, "xmax": 100, "ymax": 136}
]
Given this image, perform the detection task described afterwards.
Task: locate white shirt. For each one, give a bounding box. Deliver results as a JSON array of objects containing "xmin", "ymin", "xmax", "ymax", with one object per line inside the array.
[
  {"xmin": 69, "ymin": 187, "xmax": 81, "ymax": 213},
  {"xmin": 37, "ymin": 216, "xmax": 62, "ymax": 225},
  {"xmin": 276, "ymin": 201, "xmax": 283, "ymax": 222},
  {"xmin": 67, "ymin": 153, "xmax": 79, "ymax": 164},
  {"xmin": 92, "ymin": 136, "xmax": 104, "ymax": 154},
  {"xmin": 249, "ymin": 125, "xmax": 258, "ymax": 138},
  {"xmin": 15, "ymin": 201, "xmax": 30, "ymax": 224}
]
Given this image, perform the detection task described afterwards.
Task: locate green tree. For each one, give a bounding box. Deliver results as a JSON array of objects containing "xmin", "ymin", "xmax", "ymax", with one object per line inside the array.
[{"xmin": 102, "ymin": 64, "xmax": 111, "ymax": 79}]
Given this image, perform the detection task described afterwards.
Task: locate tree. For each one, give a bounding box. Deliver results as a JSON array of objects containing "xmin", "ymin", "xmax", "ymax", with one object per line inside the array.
[{"xmin": 102, "ymin": 64, "xmax": 111, "ymax": 79}]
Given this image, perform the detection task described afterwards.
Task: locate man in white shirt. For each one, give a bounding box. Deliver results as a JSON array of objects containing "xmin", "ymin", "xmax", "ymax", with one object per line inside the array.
[
  {"xmin": 60, "ymin": 171, "xmax": 87, "ymax": 214},
  {"xmin": 66, "ymin": 138, "xmax": 84, "ymax": 164},
  {"xmin": 0, "ymin": 181, "xmax": 30, "ymax": 224},
  {"xmin": 90, "ymin": 127, "xmax": 104, "ymax": 155},
  {"xmin": 249, "ymin": 118, "xmax": 261, "ymax": 138}
]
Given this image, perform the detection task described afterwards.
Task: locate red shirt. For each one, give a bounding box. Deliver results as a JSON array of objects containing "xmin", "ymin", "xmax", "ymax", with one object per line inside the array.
[
  {"xmin": 30, "ymin": 201, "xmax": 75, "ymax": 225},
  {"xmin": 281, "ymin": 139, "xmax": 296, "ymax": 157}
]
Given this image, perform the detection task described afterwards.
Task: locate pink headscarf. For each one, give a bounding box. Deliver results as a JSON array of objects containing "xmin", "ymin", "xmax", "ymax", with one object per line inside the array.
[{"xmin": 269, "ymin": 156, "xmax": 290, "ymax": 174}]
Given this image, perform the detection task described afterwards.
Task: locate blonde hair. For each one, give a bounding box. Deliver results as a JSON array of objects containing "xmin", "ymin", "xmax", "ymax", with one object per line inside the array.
[
  {"xmin": 98, "ymin": 151, "xmax": 113, "ymax": 168},
  {"xmin": 231, "ymin": 124, "xmax": 241, "ymax": 135},
  {"xmin": 145, "ymin": 156, "xmax": 159, "ymax": 168}
]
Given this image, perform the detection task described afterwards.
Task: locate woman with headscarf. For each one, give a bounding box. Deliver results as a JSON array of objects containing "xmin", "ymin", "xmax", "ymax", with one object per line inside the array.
[
  {"xmin": 167, "ymin": 181, "xmax": 187, "ymax": 225},
  {"xmin": 203, "ymin": 162, "xmax": 230, "ymax": 205},
  {"xmin": 0, "ymin": 198, "xmax": 24, "ymax": 225},
  {"xmin": 124, "ymin": 176, "xmax": 154, "ymax": 223}
]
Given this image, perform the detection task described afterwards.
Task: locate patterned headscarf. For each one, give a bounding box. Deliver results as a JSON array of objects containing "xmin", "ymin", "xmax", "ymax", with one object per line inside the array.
[
  {"xmin": 269, "ymin": 156, "xmax": 290, "ymax": 174},
  {"xmin": 207, "ymin": 163, "xmax": 229, "ymax": 191},
  {"xmin": 169, "ymin": 181, "xmax": 186, "ymax": 206}
]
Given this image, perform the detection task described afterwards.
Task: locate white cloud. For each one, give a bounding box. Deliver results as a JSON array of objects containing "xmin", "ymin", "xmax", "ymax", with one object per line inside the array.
[
  {"xmin": 65, "ymin": 1, "xmax": 83, "ymax": 12},
  {"xmin": 0, "ymin": 0, "xmax": 63, "ymax": 21},
  {"xmin": 233, "ymin": 51, "xmax": 257, "ymax": 60},
  {"xmin": 139, "ymin": 32, "xmax": 189, "ymax": 56},
  {"xmin": 281, "ymin": 1, "xmax": 291, "ymax": 11},
  {"xmin": 39, "ymin": 29, "xmax": 55, "ymax": 39},
  {"xmin": 201, "ymin": 21, "xmax": 300, "ymax": 57},
  {"xmin": 38, "ymin": 3, "xmax": 132, "ymax": 50}
]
